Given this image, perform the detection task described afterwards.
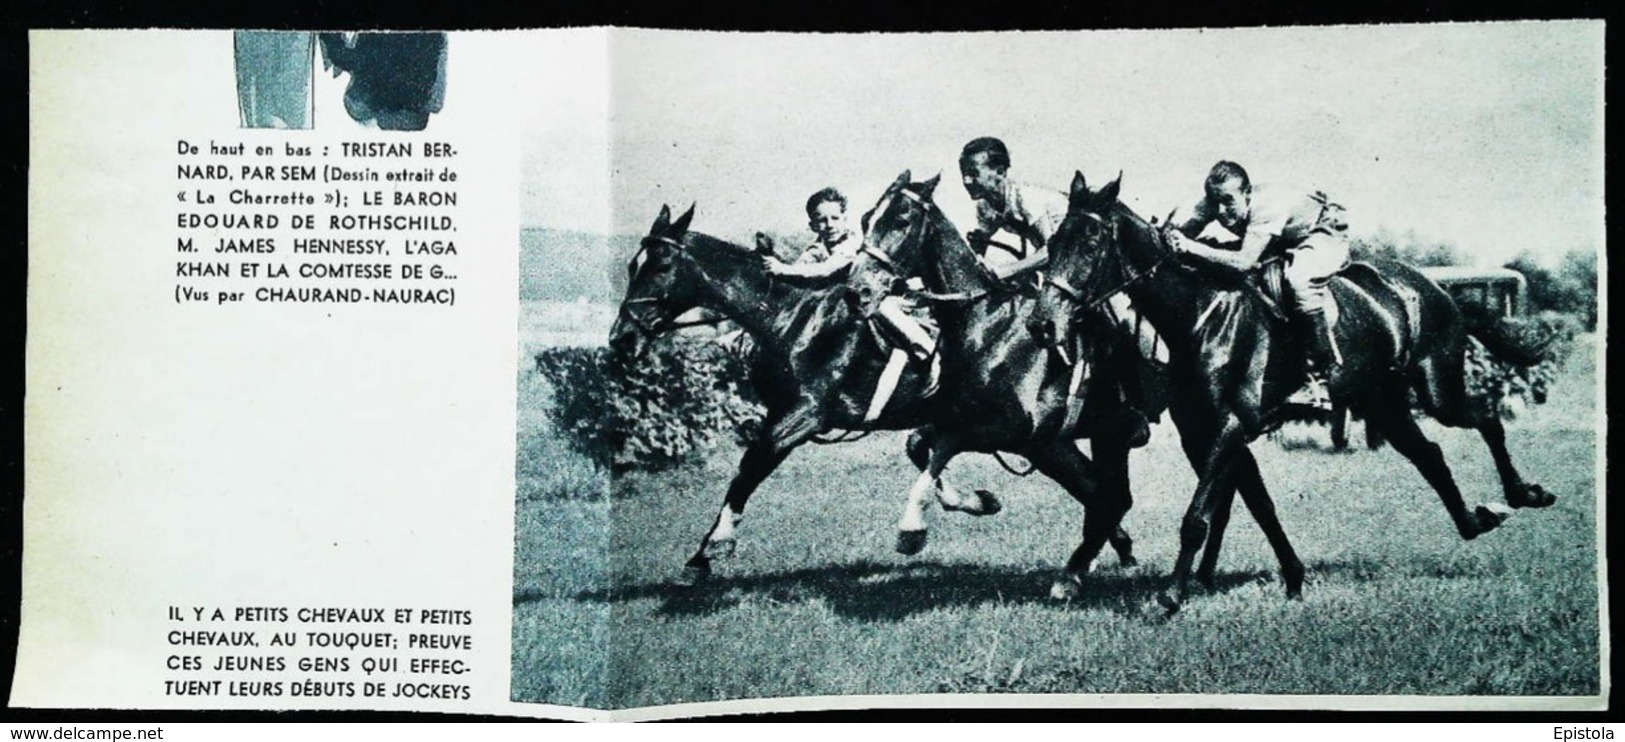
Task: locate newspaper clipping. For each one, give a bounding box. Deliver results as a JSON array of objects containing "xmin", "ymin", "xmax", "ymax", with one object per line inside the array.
[{"xmin": 20, "ymin": 22, "xmax": 1607, "ymax": 721}]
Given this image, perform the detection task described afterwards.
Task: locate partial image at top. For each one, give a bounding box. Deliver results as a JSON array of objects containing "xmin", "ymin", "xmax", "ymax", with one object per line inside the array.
[{"xmin": 234, "ymin": 30, "xmax": 449, "ymax": 131}]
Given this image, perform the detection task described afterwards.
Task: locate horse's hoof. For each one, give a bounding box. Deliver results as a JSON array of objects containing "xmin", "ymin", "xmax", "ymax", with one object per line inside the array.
[
  {"xmin": 1049, "ymin": 574, "xmax": 1084, "ymax": 601},
  {"xmin": 1509, "ymin": 483, "xmax": 1557, "ymax": 509},
  {"xmin": 895, "ymin": 529, "xmax": 928, "ymax": 556},
  {"xmin": 1118, "ymin": 554, "xmax": 1139, "ymax": 569},
  {"xmin": 703, "ymin": 537, "xmax": 737, "ymax": 560},
  {"xmin": 974, "ymin": 489, "xmax": 1003, "ymax": 516},
  {"xmin": 675, "ymin": 563, "xmax": 710, "ymax": 587},
  {"xmin": 1155, "ymin": 591, "xmax": 1182, "ymax": 617},
  {"xmin": 1283, "ymin": 566, "xmax": 1306, "ymax": 600},
  {"xmin": 1463, "ymin": 504, "xmax": 1511, "ymax": 540},
  {"xmin": 1196, "ymin": 569, "xmax": 1217, "ymax": 592}
]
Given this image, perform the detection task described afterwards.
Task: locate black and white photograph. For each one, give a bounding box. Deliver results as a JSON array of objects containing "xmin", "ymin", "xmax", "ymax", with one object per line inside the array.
[
  {"xmin": 512, "ymin": 22, "xmax": 1604, "ymax": 713},
  {"xmin": 10, "ymin": 16, "xmax": 1607, "ymax": 727}
]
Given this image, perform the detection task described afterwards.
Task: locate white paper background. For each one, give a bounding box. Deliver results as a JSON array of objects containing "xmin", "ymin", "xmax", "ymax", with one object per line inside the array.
[
  {"xmin": 18, "ymin": 24, "xmax": 1604, "ymax": 720},
  {"xmin": 18, "ymin": 29, "xmax": 577, "ymax": 715}
]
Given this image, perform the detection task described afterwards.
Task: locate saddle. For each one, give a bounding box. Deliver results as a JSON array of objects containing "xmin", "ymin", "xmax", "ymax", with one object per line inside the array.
[
  {"xmin": 1222, "ymin": 259, "xmax": 1421, "ymax": 372},
  {"xmin": 1238, "ymin": 257, "xmax": 1294, "ymax": 326}
]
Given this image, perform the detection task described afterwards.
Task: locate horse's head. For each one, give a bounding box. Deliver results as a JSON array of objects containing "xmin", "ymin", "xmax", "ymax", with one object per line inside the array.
[
  {"xmin": 1029, "ymin": 170, "xmax": 1126, "ymax": 352},
  {"xmin": 609, "ymin": 203, "xmax": 698, "ymax": 359},
  {"xmin": 847, "ymin": 170, "xmax": 944, "ymax": 316}
]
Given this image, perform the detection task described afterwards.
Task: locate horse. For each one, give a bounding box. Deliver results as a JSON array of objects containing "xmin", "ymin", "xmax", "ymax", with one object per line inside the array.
[
  {"xmin": 838, "ymin": 171, "xmax": 1155, "ymax": 597},
  {"xmin": 1033, "ymin": 170, "xmax": 1557, "ymax": 613},
  {"xmin": 609, "ymin": 199, "xmax": 1141, "ymax": 593},
  {"xmin": 608, "ymin": 204, "xmax": 1133, "ymax": 588}
]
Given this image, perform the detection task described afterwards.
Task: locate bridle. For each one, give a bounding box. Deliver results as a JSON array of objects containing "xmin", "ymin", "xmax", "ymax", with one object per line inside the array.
[
  {"xmin": 620, "ymin": 234, "xmax": 727, "ymax": 338},
  {"xmin": 856, "ymin": 187, "xmax": 931, "ymax": 283},
  {"xmin": 1040, "ymin": 209, "xmax": 1169, "ymax": 313},
  {"xmin": 858, "ymin": 186, "xmax": 994, "ymax": 304}
]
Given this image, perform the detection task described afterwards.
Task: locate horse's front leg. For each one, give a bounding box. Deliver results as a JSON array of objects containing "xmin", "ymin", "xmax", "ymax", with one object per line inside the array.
[
  {"xmin": 1158, "ymin": 413, "xmax": 1250, "ymax": 615},
  {"xmin": 907, "ymin": 429, "xmax": 1004, "ymax": 519},
  {"xmin": 895, "ymin": 431, "xmax": 961, "ymax": 555},
  {"xmin": 1024, "ymin": 441, "xmax": 1130, "ymax": 600},
  {"xmin": 678, "ymin": 401, "xmax": 821, "ymax": 585}
]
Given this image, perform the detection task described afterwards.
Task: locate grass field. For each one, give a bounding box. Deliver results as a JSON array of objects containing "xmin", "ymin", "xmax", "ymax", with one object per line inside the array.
[{"xmin": 512, "ymin": 310, "xmax": 1601, "ymax": 710}]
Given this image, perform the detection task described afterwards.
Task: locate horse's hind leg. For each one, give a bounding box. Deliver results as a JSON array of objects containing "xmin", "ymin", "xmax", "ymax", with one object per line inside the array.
[
  {"xmin": 1027, "ymin": 442, "xmax": 1131, "ymax": 600},
  {"xmin": 1416, "ymin": 350, "xmax": 1555, "ymax": 511},
  {"xmin": 1479, "ymin": 416, "xmax": 1556, "ymax": 509},
  {"xmin": 1363, "ymin": 387, "xmax": 1506, "ymax": 541}
]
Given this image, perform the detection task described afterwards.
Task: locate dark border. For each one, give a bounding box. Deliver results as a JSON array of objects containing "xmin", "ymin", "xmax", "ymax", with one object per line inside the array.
[{"xmin": 5, "ymin": 0, "xmax": 1616, "ymax": 724}]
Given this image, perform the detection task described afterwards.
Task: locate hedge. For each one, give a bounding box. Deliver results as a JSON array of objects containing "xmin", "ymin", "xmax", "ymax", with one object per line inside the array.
[
  {"xmin": 1460, "ymin": 312, "xmax": 1578, "ymax": 420},
  {"xmin": 533, "ymin": 338, "xmax": 764, "ymax": 472}
]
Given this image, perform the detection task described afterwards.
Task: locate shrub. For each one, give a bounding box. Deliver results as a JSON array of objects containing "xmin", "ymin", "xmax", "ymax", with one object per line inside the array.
[
  {"xmin": 534, "ymin": 338, "xmax": 764, "ymax": 471},
  {"xmin": 1349, "ymin": 228, "xmax": 1467, "ymax": 268},
  {"xmin": 1461, "ymin": 313, "xmax": 1578, "ymax": 420}
]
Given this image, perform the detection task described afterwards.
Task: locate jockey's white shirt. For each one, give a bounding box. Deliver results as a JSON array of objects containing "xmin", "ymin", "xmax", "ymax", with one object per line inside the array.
[
  {"xmin": 773, "ymin": 230, "xmax": 864, "ymax": 277},
  {"xmin": 1186, "ymin": 183, "xmax": 1330, "ymax": 256},
  {"xmin": 974, "ymin": 180, "xmax": 1070, "ymax": 263},
  {"xmin": 804, "ymin": 231, "xmax": 863, "ymax": 263}
]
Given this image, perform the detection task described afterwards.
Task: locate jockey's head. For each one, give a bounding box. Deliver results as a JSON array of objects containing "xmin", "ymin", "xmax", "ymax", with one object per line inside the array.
[
  {"xmin": 959, "ymin": 137, "xmax": 1011, "ymax": 209},
  {"xmin": 1204, "ymin": 160, "xmax": 1252, "ymax": 232},
  {"xmin": 805, "ymin": 187, "xmax": 851, "ymax": 247}
]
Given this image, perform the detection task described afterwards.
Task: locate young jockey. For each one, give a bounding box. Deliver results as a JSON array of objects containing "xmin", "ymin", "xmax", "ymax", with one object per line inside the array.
[
  {"xmin": 722, "ymin": 188, "xmax": 865, "ymax": 358},
  {"xmin": 761, "ymin": 187, "xmax": 939, "ymax": 419},
  {"xmin": 1167, "ymin": 160, "xmax": 1350, "ymax": 409},
  {"xmin": 960, "ymin": 136, "xmax": 1069, "ymax": 277},
  {"xmin": 959, "ymin": 137, "xmax": 1159, "ymax": 444},
  {"xmin": 766, "ymin": 187, "xmax": 865, "ymax": 276}
]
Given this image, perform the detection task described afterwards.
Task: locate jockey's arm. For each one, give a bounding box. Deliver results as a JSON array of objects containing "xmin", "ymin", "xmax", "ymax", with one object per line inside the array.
[
  {"xmin": 764, "ymin": 254, "xmax": 854, "ymax": 284},
  {"xmin": 1176, "ymin": 227, "xmax": 1271, "ymax": 275},
  {"xmin": 1170, "ymin": 198, "xmax": 1214, "ymax": 238},
  {"xmin": 990, "ymin": 249, "xmax": 1048, "ymax": 281}
]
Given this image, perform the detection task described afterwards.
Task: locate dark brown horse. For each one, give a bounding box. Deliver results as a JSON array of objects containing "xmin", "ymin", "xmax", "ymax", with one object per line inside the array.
[
  {"xmin": 608, "ymin": 203, "xmax": 1133, "ymax": 590},
  {"xmin": 611, "ymin": 192, "xmax": 1144, "ymax": 594},
  {"xmin": 839, "ymin": 172, "xmax": 1153, "ymax": 597},
  {"xmin": 1034, "ymin": 170, "xmax": 1557, "ymax": 613}
]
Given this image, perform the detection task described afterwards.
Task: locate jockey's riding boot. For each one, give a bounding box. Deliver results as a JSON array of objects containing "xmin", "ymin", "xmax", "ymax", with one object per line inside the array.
[{"xmin": 1287, "ymin": 307, "xmax": 1339, "ymax": 411}]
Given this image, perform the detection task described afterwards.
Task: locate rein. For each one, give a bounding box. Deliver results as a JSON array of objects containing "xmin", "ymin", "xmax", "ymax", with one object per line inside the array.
[
  {"xmin": 861, "ymin": 186, "xmax": 999, "ymax": 305},
  {"xmin": 1048, "ymin": 211, "xmax": 1170, "ymax": 312},
  {"xmin": 624, "ymin": 234, "xmax": 773, "ymax": 338}
]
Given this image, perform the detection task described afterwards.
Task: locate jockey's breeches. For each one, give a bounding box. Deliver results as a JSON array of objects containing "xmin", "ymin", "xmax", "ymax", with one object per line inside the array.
[
  {"xmin": 874, "ymin": 294, "xmax": 938, "ymax": 361},
  {"xmin": 1284, "ymin": 230, "xmax": 1350, "ymax": 314}
]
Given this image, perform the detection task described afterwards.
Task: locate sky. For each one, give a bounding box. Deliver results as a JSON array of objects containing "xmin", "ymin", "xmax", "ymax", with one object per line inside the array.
[{"xmin": 523, "ymin": 22, "xmax": 1603, "ymax": 268}]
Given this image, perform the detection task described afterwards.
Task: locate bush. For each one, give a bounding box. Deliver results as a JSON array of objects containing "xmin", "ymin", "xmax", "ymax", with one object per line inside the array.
[
  {"xmin": 534, "ymin": 338, "xmax": 764, "ymax": 471},
  {"xmin": 1461, "ymin": 313, "xmax": 1578, "ymax": 420}
]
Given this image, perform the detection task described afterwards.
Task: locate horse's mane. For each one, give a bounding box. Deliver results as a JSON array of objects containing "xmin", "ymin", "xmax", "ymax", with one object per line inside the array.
[
  {"xmin": 905, "ymin": 185, "xmax": 1001, "ymax": 296},
  {"xmin": 677, "ymin": 229, "xmax": 847, "ymax": 307}
]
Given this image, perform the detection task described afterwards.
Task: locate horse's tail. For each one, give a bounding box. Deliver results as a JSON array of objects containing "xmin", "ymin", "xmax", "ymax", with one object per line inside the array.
[{"xmin": 1461, "ymin": 306, "xmax": 1554, "ymax": 368}]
